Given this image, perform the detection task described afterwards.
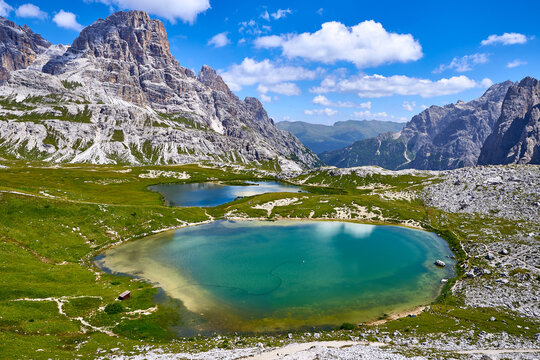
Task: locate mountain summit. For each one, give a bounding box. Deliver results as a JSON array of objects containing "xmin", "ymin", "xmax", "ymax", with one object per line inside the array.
[
  {"xmin": 0, "ymin": 11, "xmax": 319, "ymax": 169},
  {"xmin": 478, "ymin": 77, "xmax": 540, "ymax": 165},
  {"xmin": 0, "ymin": 17, "xmax": 50, "ymax": 81}
]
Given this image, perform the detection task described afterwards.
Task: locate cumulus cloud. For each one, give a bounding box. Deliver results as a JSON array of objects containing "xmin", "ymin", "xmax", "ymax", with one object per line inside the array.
[
  {"xmin": 402, "ymin": 101, "xmax": 416, "ymax": 111},
  {"xmin": 255, "ymin": 20, "xmax": 422, "ymax": 68},
  {"xmin": 16, "ymin": 4, "xmax": 47, "ymax": 19},
  {"xmin": 271, "ymin": 8, "xmax": 292, "ymax": 20},
  {"xmin": 481, "ymin": 78, "xmax": 493, "ymax": 87},
  {"xmin": 259, "ymin": 93, "xmax": 272, "ymax": 103},
  {"xmin": 207, "ymin": 32, "xmax": 230, "ymax": 47},
  {"xmin": 304, "ymin": 108, "xmax": 338, "ymax": 116},
  {"xmin": 220, "ymin": 57, "xmax": 319, "ymax": 93},
  {"xmin": 93, "ymin": 0, "xmax": 210, "ymax": 24},
  {"xmin": 312, "ymin": 74, "xmax": 490, "ymax": 98},
  {"xmin": 312, "ymin": 95, "xmax": 371, "ymax": 109},
  {"xmin": 53, "ymin": 10, "xmax": 83, "ymax": 31},
  {"xmin": 0, "ymin": 0, "xmax": 13, "ymax": 17},
  {"xmin": 258, "ymin": 82, "xmax": 300, "ymax": 96},
  {"xmin": 481, "ymin": 32, "xmax": 529, "ymax": 46},
  {"xmin": 351, "ymin": 110, "xmax": 390, "ymax": 120},
  {"xmin": 507, "ymin": 59, "xmax": 527, "ymax": 68},
  {"xmin": 433, "ymin": 53, "xmax": 489, "ymax": 73},
  {"xmin": 254, "ymin": 35, "xmax": 283, "ymax": 48}
]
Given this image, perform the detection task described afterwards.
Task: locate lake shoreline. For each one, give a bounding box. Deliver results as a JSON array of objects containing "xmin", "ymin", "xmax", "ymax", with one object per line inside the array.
[{"xmin": 94, "ymin": 218, "xmax": 454, "ymax": 333}]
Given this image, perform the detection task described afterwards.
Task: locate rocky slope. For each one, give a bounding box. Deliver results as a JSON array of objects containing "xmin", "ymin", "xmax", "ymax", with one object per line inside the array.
[
  {"xmin": 276, "ymin": 119, "xmax": 404, "ymax": 154},
  {"xmin": 478, "ymin": 77, "xmax": 540, "ymax": 165},
  {"xmin": 0, "ymin": 12, "xmax": 319, "ymax": 169},
  {"xmin": 0, "ymin": 17, "xmax": 50, "ymax": 82},
  {"xmin": 321, "ymin": 81, "xmax": 517, "ymax": 170}
]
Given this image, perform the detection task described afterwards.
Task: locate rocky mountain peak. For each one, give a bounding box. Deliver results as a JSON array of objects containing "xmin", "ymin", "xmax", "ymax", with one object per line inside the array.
[
  {"xmin": 197, "ymin": 65, "xmax": 236, "ymax": 99},
  {"xmin": 478, "ymin": 76, "xmax": 540, "ymax": 165},
  {"xmin": 479, "ymin": 80, "xmax": 515, "ymax": 102},
  {"xmin": 0, "ymin": 13, "xmax": 319, "ymax": 169},
  {"xmin": 44, "ymin": 10, "xmax": 177, "ymax": 75},
  {"xmin": 518, "ymin": 76, "xmax": 538, "ymax": 88},
  {"xmin": 0, "ymin": 16, "xmax": 50, "ymax": 81}
]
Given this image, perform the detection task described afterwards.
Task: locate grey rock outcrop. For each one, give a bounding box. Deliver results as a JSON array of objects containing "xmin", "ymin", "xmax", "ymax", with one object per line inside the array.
[
  {"xmin": 0, "ymin": 16, "xmax": 50, "ymax": 82},
  {"xmin": 0, "ymin": 11, "xmax": 319, "ymax": 169},
  {"xmin": 478, "ymin": 77, "xmax": 540, "ymax": 165},
  {"xmin": 321, "ymin": 81, "xmax": 514, "ymax": 170}
]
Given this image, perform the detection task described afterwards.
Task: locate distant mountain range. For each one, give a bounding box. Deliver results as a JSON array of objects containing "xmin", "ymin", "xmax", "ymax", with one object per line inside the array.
[
  {"xmin": 320, "ymin": 78, "xmax": 540, "ymax": 170},
  {"xmin": 0, "ymin": 12, "xmax": 319, "ymax": 170},
  {"xmin": 276, "ymin": 120, "xmax": 404, "ymax": 154},
  {"xmin": 0, "ymin": 12, "xmax": 538, "ymax": 172}
]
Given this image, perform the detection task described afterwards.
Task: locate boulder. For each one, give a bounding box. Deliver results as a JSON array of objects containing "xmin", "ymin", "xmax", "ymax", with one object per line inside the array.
[{"xmin": 434, "ymin": 260, "xmax": 446, "ymax": 267}]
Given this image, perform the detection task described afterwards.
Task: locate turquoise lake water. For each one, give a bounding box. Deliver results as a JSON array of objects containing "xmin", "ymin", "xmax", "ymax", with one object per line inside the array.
[
  {"xmin": 148, "ymin": 181, "xmax": 304, "ymax": 207},
  {"xmin": 98, "ymin": 220, "xmax": 455, "ymax": 332}
]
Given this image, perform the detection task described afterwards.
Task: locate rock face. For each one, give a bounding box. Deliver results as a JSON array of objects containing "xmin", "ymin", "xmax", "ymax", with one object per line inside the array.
[
  {"xmin": 0, "ymin": 17, "xmax": 50, "ymax": 81},
  {"xmin": 0, "ymin": 11, "xmax": 319, "ymax": 169},
  {"xmin": 321, "ymin": 81, "xmax": 514, "ymax": 170},
  {"xmin": 478, "ymin": 77, "xmax": 540, "ymax": 165}
]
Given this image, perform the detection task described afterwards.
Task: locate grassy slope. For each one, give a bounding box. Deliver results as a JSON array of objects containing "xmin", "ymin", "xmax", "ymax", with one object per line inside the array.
[{"xmin": 0, "ymin": 160, "xmax": 537, "ymax": 358}]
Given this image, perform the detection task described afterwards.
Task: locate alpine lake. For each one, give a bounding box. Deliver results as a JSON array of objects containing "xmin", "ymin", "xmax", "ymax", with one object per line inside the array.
[{"xmin": 96, "ymin": 181, "xmax": 456, "ymax": 334}]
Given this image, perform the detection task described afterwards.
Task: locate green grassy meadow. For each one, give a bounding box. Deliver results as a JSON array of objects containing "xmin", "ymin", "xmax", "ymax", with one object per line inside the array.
[{"xmin": 0, "ymin": 159, "xmax": 537, "ymax": 358}]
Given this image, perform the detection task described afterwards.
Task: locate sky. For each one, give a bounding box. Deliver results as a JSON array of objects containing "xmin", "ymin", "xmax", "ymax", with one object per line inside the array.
[{"xmin": 1, "ymin": 0, "xmax": 538, "ymax": 125}]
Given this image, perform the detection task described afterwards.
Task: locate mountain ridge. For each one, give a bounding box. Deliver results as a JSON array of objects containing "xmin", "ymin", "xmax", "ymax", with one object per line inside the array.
[
  {"xmin": 478, "ymin": 77, "xmax": 540, "ymax": 165},
  {"xmin": 276, "ymin": 119, "xmax": 404, "ymax": 154},
  {"xmin": 320, "ymin": 79, "xmax": 540, "ymax": 170},
  {"xmin": 0, "ymin": 11, "xmax": 320, "ymax": 170}
]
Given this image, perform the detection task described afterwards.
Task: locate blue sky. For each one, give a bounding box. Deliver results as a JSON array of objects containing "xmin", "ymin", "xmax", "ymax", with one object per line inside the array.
[{"xmin": 1, "ymin": 0, "xmax": 538, "ymax": 124}]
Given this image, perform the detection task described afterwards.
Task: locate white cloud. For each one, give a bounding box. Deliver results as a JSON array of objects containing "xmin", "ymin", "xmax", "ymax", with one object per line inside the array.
[
  {"xmin": 53, "ymin": 10, "xmax": 83, "ymax": 31},
  {"xmin": 351, "ymin": 110, "xmax": 390, "ymax": 120},
  {"xmin": 207, "ymin": 32, "xmax": 230, "ymax": 48},
  {"xmin": 94, "ymin": 0, "xmax": 210, "ymax": 24},
  {"xmin": 258, "ymin": 82, "xmax": 301, "ymax": 96},
  {"xmin": 0, "ymin": 0, "xmax": 13, "ymax": 17},
  {"xmin": 255, "ymin": 20, "xmax": 422, "ymax": 68},
  {"xmin": 507, "ymin": 59, "xmax": 527, "ymax": 68},
  {"xmin": 312, "ymin": 74, "xmax": 489, "ymax": 98},
  {"xmin": 359, "ymin": 101, "xmax": 372, "ymax": 109},
  {"xmin": 15, "ymin": 3, "xmax": 46, "ymax": 19},
  {"xmin": 220, "ymin": 57, "xmax": 319, "ymax": 92},
  {"xmin": 254, "ymin": 35, "xmax": 283, "ymax": 48},
  {"xmin": 312, "ymin": 95, "xmax": 371, "ymax": 109},
  {"xmin": 305, "ymin": 108, "xmax": 338, "ymax": 116},
  {"xmin": 271, "ymin": 8, "xmax": 292, "ymax": 20},
  {"xmin": 238, "ymin": 19, "xmax": 270, "ymax": 36},
  {"xmin": 481, "ymin": 78, "xmax": 493, "ymax": 87},
  {"xmin": 260, "ymin": 10, "xmax": 270, "ymax": 21},
  {"xmin": 434, "ymin": 53, "xmax": 489, "ymax": 73},
  {"xmin": 402, "ymin": 101, "xmax": 416, "ymax": 111},
  {"xmin": 481, "ymin": 32, "xmax": 528, "ymax": 46},
  {"xmin": 259, "ymin": 93, "xmax": 272, "ymax": 103},
  {"xmin": 317, "ymin": 8, "xmax": 324, "ymax": 15},
  {"xmin": 312, "ymin": 95, "xmax": 332, "ymax": 106}
]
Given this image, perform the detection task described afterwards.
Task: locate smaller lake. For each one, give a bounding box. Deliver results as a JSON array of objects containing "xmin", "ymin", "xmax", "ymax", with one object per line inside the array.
[{"xmin": 149, "ymin": 181, "xmax": 304, "ymax": 207}]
